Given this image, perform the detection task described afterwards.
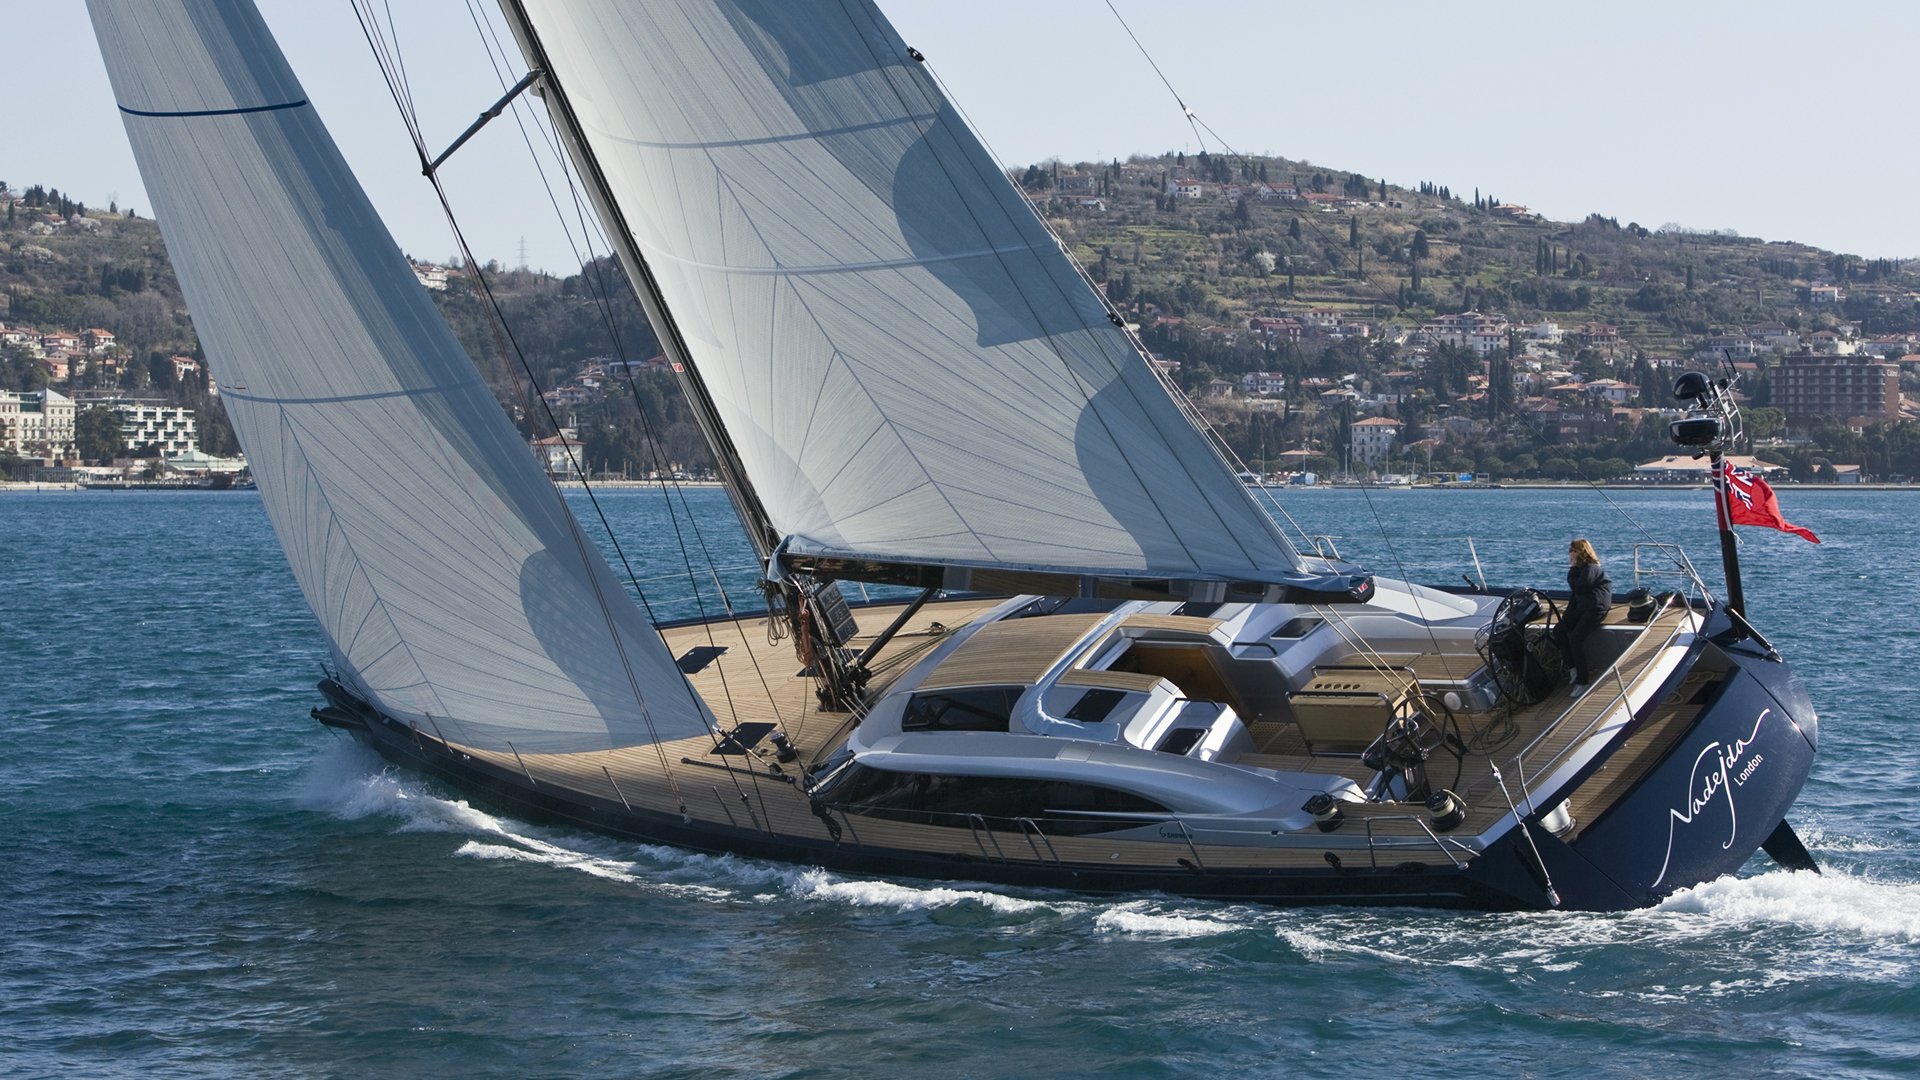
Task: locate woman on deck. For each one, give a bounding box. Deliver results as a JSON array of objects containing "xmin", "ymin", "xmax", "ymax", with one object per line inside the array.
[{"xmin": 1553, "ymin": 538, "xmax": 1613, "ymax": 690}]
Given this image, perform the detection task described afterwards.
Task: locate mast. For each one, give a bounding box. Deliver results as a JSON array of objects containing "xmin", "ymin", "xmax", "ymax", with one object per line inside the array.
[
  {"xmin": 1669, "ymin": 369, "xmax": 1745, "ymax": 616},
  {"xmin": 1709, "ymin": 446, "xmax": 1747, "ymax": 617},
  {"xmin": 494, "ymin": 0, "xmax": 778, "ymax": 563}
]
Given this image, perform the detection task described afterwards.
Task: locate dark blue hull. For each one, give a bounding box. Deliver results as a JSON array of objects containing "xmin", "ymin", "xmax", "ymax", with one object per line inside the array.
[{"xmin": 1557, "ymin": 620, "xmax": 1819, "ymax": 907}]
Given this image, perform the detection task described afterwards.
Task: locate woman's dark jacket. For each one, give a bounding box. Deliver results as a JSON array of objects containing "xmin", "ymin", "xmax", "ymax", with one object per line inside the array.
[{"xmin": 1563, "ymin": 562, "xmax": 1613, "ymax": 627}]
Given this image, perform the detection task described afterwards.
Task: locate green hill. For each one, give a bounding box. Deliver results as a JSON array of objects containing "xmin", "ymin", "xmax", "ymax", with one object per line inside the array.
[{"xmin": 8, "ymin": 156, "xmax": 1918, "ymax": 480}]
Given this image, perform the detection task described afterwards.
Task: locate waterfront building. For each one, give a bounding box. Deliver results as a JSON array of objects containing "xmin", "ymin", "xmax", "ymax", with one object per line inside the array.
[
  {"xmin": 1772, "ymin": 353, "xmax": 1900, "ymax": 428},
  {"xmin": 111, "ymin": 399, "xmax": 198, "ymax": 455},
  {"xmin": 1350, "ymin": 416, "xmax": 1402, "ymax": 467},
  {"xmin": 0, "ymin": 389, "xmax": 76, "ymax": 459}
]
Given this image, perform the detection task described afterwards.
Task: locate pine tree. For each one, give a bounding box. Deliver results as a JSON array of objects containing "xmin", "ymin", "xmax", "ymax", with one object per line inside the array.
[{"xmin": 1349, "ymin": 217, "xmax": 1358, "ymax": 248}]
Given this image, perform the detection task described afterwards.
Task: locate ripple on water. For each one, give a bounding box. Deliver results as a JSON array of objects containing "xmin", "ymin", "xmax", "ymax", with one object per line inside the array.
[{"xmin": 5, "ymin": 489, "xmax": 1920, "ymax": 1078}]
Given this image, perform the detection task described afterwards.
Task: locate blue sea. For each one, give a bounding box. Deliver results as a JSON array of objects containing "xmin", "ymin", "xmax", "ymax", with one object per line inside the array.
[{"xmin": 3, "ymin": 486, "xmax": 1916, "ymax": 1078}]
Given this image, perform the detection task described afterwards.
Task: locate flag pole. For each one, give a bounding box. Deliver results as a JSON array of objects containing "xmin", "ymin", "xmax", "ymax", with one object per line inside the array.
[
  {"xmin": 1672, "ymin": 369, "xmax": 1747, "ymax": 618},
  {"xmin": 1710, "ymin": 448, "xmax": 1746, "ymax": 617}
]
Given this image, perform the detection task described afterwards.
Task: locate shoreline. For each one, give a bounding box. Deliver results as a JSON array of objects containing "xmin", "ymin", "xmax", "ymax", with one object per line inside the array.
[{"xmin": 7, "ymin": 478, "xmax": 1914, "ymax": 494}]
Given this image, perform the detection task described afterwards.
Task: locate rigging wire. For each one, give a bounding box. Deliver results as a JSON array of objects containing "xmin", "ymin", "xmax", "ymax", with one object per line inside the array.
[
  {"xmin": 1092, "ymin": 0, "xmax": 1513, "ymax": 678},
  {"xmin": 455, "ymin": 0, "xmax": 801, "ymax": 747},
  {"xmin": 351, "ymin": 0, "xmax": 697, "ymax": 809},
  {"xmin": 1098, "ymin": 1, "xmax": 1703, "ymax": 586},
  {"xmin": 864, "ymin": 25, "xmax": 1293, "ymax": 582}
]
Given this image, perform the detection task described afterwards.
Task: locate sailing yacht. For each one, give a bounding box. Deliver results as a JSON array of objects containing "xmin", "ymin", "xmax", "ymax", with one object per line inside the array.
[{"xmin": 90, "ymin": 0, "xmax": 1819, "ymax": 910}]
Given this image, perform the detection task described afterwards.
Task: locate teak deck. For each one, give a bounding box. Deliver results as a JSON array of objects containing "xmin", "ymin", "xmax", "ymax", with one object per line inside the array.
[{"xmin": 436, "ymin": 596, "xmax": 1697, "ymax": 873}]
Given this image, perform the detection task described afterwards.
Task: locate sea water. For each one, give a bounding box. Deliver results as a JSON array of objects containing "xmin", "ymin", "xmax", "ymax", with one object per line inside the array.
[{"xmin": 3, "ymin": 487, "xmax": 1916, "ymax": 1078}]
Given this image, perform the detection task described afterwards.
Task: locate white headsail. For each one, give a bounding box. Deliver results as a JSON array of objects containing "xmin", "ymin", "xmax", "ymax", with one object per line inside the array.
[
  {"xmin": 501, "ymin": 0, "xmax": 1306, "ymax": 585},
  {"xmin": 89, "ymin": 0, "xmax": 714, "ymax": 753}
]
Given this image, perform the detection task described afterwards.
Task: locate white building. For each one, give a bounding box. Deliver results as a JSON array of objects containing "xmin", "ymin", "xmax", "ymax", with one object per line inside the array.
[
  {"xmin": 1240, "ymin": 371, "xmax": 1287, "ymax": 396},
  {"xmin": 1422, "ymin": 311, "xmax": 1510, "ymax": 357},
  {"xmin": 533, "ymin": 432, "xmax": 581, "ymax": 479},
  {"xmin": 1350, "ymin": 416, "xmax": 1402, "ymax": 467},
  {"xmin": 109, "ymin": 399, "xmax": 198, "ymax": 456},
  {"xmin": 412, "ymin": 262, "xmax": 449, "ymax": 291},
  {"xmin": 0, "ymin": 388, "xmax": 76, "ymax": 459}
]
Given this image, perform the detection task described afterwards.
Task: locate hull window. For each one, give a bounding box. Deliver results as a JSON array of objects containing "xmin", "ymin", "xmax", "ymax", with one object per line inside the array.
[{"xmin": 818, "ymin": 764, "xmax": 1168, "ymax": 834}]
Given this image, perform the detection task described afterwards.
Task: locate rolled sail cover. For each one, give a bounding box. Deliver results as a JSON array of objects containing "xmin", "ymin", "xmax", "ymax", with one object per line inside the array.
[
  {"xmin": 506, "ymin": 0, "xmax": 1304, "ymax": 584},
  {"xmin": 88, "ymin": 0, "xmax": 714, "ymax": 753}
]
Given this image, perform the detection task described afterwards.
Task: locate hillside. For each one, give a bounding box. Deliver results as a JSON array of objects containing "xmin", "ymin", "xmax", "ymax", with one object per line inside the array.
[{"xmin": 7, "ymin": 156, "xmax": 1919, "ymax": 480}]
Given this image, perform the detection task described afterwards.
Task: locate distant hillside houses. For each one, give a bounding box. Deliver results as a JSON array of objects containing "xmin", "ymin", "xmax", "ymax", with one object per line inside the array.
[
  {"xmin": 1241, "ymin": 371, "xmax": 1287, "ymax": 396},
  {"xmin": 0, "ymin": 321, "xmax": 136, "ymax": 383},
  {"xmin": 410, "ymin": 261, "xmax": 458, "ymax": 291},
  {"xmin": 538, "ymin": 355, "xmax": 672, "ymax": 410},
  {"xmin": 1243, "ymin": 310, "xmax": 1369, "ymax": 345},
  {"xmin": 1420, "ymin": 311, "xmax": 1510, "ymax": 356}
]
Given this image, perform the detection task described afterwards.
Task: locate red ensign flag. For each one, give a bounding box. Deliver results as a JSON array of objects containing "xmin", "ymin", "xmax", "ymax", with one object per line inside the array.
[{"xmin": 1717, "ymin": 461, "xmax": 1820, "ymax": 544}]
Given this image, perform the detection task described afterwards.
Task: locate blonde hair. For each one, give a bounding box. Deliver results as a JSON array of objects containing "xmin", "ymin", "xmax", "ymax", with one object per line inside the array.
[{"xmin": 1569, "ymin": 538, "xmax": 1599, "ymax": 566}]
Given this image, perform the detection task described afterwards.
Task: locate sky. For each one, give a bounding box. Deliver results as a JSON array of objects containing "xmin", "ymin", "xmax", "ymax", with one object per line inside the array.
[{"xmin": 8, "ymin": 1, "xmax": 1918, "ymax": 272}]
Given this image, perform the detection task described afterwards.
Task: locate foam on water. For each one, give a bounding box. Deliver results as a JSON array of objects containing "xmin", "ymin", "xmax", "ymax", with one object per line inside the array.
[
  {"xmin": 1658, "ymin": 869, "xmax": 1920, "ymax": 942},
  {"xmin": 1093, "ymin": 901, "xmax": 1245, "ymax": 939},
  {"xmin": 296, "ymin": 745, "xmax": 1264, "ymax": 934},
  {"xmin": 20, "ymin": 487, "xmax": 1920, "ymax": 1077},
  {"xmin": 787, "ymin": 866, "xmax": 1063, "ymax": 915},
  {"xmin": 294, "ymin": 743, "xmax": 1920, "ymax": 974}
]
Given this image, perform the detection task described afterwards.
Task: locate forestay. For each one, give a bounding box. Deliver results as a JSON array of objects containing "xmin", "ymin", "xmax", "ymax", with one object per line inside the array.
[
  {"xmin": 88, "ymin": 0, "xmax": 714, "ymax": 753},
  {"xmin": 504, "ymin": 0, "xmax": 1305, "ymax": 584}
]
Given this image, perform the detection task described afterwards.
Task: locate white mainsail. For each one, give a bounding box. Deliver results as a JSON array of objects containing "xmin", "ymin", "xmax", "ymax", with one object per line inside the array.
[
  {"xmin": 89, "ymin": 0, "xmax": 714, "ymax": 753},
  {"xmin": 502, "ymin": 0, "xmax": 1306, "ymax": 585}
]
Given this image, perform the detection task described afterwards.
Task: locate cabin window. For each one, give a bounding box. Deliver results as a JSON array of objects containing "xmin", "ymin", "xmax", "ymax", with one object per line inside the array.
[
  {"xmin": 1173, "ymin": 601, "xmax": 1223, "ymax": 618},
  {"xmin": 1270, "ymin": 617, "xmax": 1323, "ymax": 640},
  {"xmin": 901, "ymin": 685, "xmax": 1024, "ymax": 732},
  {"xmin": 1064, "ymin": 687, "xmax": 1127, "ymax": 723},
  {"xmin": 815, "ymin": 765, "xmax": 1168, "ymax": 834}
]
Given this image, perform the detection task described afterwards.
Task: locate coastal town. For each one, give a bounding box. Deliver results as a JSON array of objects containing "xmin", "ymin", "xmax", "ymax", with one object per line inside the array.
[{"xmin": 5, "ymin": 156, "xmax": 1919, "ymax": 489}]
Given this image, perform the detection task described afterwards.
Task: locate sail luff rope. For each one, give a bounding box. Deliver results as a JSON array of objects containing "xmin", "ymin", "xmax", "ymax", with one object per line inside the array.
[
  {"xmin": 351, "ymin": 2, "xmax": 696, "ymax": 807},
  {"xmin": 456, "ymin": 0, "xmax": 797, "ymax": 749}
]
